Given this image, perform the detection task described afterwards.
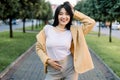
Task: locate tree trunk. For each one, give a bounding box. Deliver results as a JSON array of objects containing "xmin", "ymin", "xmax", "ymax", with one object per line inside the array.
[
  {"xmin": 23, "ymin": 18, "xmax": 26, "ymax": 33},
  {"xmin": 39, "ymin": 19, "xmax": 41, "ymax": 27},
  {"xmin": 45, "ymin": 20, "xmax": 48, "ymax": 24},
  {"xmin": 31, "ymin": 20, "xmax": 34, "ymax": 30},
  {"xmin": 36, "ymin": 20, "xmax": 38, "ymax": 29},
  {"xmin": 109, "ymin": 21, "xmax": 112, "ymax": 42},
  {"xmin": 98, "ymin": 21, "xmax": 101, "ymax": 37},
  {"xmin": 9, "ymin": 18, "xmax": 13, "ymax": 38}
]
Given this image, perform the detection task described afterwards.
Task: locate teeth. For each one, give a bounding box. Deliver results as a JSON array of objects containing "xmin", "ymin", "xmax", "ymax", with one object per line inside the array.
[{"xmin": 61, "ymin": 19, "xmax": 66, "ymax": 22}]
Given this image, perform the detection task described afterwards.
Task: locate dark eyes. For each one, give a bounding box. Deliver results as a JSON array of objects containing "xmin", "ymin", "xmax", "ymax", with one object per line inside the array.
[{"xmin": 59, "ymin": 12, "xmax": 69, "ymax": 15}]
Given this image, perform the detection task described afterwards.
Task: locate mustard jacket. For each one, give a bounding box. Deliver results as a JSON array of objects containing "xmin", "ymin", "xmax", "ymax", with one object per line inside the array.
[{"xmin": 36, "ymin": 10, "xmax": 96, "ymax": 74}]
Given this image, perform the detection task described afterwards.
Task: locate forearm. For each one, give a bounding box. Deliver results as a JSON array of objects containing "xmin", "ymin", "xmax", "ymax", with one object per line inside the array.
[{"xmin": 73, "ymin": 10, "xmax": 96, "ymax": 35}]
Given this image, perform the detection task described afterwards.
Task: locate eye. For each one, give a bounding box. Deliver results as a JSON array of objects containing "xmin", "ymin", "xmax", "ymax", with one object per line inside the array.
[
  {"xmin": 59, "ymin": 12, "xmax": 63, "ymax": 15},
  {"xmin": 66, "ymin": 12, "xmax": 69, "ymax": 15}
]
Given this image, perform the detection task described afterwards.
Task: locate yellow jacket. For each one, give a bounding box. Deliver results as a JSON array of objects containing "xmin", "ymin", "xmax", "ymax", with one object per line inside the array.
[{"xmin": 36, "ymin": 10, "xmax": 96, "ymax": 74}]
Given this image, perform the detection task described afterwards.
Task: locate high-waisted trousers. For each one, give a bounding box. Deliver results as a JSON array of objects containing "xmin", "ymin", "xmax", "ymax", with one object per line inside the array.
[{"xmin": 45, "ymin": 54, "xmax": 78, "ymax": 80}]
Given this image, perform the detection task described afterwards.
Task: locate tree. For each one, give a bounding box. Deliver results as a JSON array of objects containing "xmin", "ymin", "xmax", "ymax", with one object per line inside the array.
[
  {"xmin": 19, "ymin": 0, "xmax": 41, "ymax": 32},
  {"xmin": 95, "ymin": 0, "xmax": 104, "ymax": 37},
  {"xmin": 29, "ymin": 0, "xmax": 40, "ymax": 30},
  {"xmin": 75, "ymin": 0, "xmax": 119, "ymax": 42},
  {"xmin": 19, "ymin": 0, "xmax": 31, "ymax": 33},
  {"xmin": 0, "ymin": 1, "xmax": 5, "ymax": 20},
  {"xmin": 99, "ymin": 0, "xmax": 117, "ymax": 42},
  {"xmin": 110, "ymin": 0, "xmax": 120, "ymax": 22},
  {"xmin": 36, "ymin": 0, "xmax": 53, "ymax": 25},
  {"xmin": 0, "ymin": 0, "xmax": 20, "ymax": 38},
  {"xmin": 74, "ymin": 0, "xmax": 86, "ymax": 13},
  {"xmin": 75, "ymin": 0, "xmax": 103, "ymax": 37},
  {"xmin": 40, "ymin": 1, "xmax": 53, "ymax": 24}
]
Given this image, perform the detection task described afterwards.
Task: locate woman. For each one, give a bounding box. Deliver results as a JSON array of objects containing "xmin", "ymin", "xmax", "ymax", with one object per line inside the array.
[{"xmin": 36, "ymin": 1, "xmax": 96, "ymax": 80}]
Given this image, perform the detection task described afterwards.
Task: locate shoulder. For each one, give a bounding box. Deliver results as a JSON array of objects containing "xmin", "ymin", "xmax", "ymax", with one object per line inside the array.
[
  {"xmin": 37, "ymin": 25, "xmax": 52, "ymax": 38},
  {"xmin": 44, "ymin": 24, "xmax": 53, "ymax": 30},
  {"xmin": 36, "ymin": 29, "xmax": 45, "ymax": 42},
  {"xmin": 43, "ymin": 24, "xmax": 53, "ymax": 35}
]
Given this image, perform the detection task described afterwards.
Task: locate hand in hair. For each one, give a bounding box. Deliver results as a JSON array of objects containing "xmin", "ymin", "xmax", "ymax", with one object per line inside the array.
[{"xmin": 63, "ymin": 1, "xmax": 74, "ymax": 13}]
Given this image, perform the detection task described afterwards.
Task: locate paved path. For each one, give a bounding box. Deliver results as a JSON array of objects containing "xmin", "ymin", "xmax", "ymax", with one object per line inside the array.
[{"xmin": 1, "ymin": 46, "xmax": 119, "ymax": 80}]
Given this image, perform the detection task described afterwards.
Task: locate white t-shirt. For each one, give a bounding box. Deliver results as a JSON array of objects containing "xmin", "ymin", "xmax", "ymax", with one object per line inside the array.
[{"xmin": 44, "ymin": 25, "xmax": 72, "ymax": 61}]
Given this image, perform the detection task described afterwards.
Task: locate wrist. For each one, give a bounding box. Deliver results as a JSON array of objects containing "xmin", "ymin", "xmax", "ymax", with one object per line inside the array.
[{"xmin": 46, "ymin": 58, "xmax": 51, "ymax": 65}]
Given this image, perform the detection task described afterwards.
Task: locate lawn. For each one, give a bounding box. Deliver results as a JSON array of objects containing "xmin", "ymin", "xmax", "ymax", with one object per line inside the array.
[
  {"xmin": 0, "ymin": 31, "xmax": 38, "ymax": 72},
  {"xmin": 86, "ymin": 32, "xmax": 120, "ymax": 77}
]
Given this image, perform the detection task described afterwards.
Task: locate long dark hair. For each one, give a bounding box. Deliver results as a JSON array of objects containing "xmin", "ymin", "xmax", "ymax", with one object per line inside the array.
[{"xmin": 52, "ymin": 2, "xmax": 73, "ymax": 30}]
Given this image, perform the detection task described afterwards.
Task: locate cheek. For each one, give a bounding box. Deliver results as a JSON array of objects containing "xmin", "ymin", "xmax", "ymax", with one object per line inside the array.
[
  {"xmin": 67, "ymin": 16, "xmax": 70, "ymax": 21},
  {"xmin": 58, "ymin": 16, "xmax": 61, "ymax": 21},
  {"xmin": 58, "ymin": 15, "xmax": 62, "ymax": 19}
]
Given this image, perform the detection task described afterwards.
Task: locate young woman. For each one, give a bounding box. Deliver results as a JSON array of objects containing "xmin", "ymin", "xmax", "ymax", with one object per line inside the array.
[{"xmin": 36, "ymin": 2, "xmax": 96, "ymax": 80}]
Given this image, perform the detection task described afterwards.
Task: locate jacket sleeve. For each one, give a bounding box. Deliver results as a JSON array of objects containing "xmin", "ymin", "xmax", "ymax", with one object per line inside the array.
[
  {"xmin": 36, "ymin": 30, "xmax": 49, "ymax": 66},
  {"xmin": 73, "ymin": 10, "xmax": 96, "ymax": 35}
]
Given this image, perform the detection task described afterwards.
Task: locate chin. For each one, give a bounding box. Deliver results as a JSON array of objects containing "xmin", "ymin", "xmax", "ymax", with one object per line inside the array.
[{"xmin": 60, "ymin": 23, "xmax": 68, "ymax": 26}]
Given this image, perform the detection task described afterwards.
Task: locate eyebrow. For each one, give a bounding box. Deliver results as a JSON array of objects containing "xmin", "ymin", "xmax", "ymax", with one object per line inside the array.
[{"xmin": 59, "ymin": 11, "xmax": 68, "ymax": 14}]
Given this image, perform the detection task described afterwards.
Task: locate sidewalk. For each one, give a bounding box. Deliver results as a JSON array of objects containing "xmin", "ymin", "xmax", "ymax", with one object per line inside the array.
[{"xmin": 0, "ymin": 44, "xmax": 119, "ymax": 80}]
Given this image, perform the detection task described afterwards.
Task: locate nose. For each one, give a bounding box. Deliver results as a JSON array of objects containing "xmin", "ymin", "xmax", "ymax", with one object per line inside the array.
[{"xmin": 62, "ymin": 14, "xmax": 67, "ymax": 19}]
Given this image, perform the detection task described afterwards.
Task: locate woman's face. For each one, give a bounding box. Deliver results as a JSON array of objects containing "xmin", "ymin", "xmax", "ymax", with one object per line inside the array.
[{"xmin": 58, "ymin": 8, "xmax": 70, "ymax": 27}]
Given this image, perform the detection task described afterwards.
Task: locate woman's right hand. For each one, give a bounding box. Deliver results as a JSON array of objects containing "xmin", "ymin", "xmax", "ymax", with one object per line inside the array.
[{"xmin": 47, "ymin": 59, "xmax": 62, "ymax": 71}]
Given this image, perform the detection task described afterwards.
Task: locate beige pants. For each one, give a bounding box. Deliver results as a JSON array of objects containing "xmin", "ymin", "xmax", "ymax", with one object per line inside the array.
[{"xmin": 45, "ymin": 54, "xmax": 78, "ymax": 80}]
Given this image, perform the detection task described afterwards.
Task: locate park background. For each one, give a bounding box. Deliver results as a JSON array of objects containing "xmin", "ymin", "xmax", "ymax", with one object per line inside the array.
[{"xmin": 0, "ymin": 0, "xmax": 120, "ymax": 79}]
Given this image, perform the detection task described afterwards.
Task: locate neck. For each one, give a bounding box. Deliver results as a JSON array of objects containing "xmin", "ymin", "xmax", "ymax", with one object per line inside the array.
[
  {"xmin": 56, "ymin": 25, "xmax": 66, "ymax": 31},
  {"xmin": 57, "ymin": 25, "xmax": 65, "ymax": 29}
]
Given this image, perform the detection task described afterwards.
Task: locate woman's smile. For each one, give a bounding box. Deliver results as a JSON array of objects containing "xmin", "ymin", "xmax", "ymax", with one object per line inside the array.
[{"xmin": 58, "ymin": 8, "xmax": 70, "ymax": 26}]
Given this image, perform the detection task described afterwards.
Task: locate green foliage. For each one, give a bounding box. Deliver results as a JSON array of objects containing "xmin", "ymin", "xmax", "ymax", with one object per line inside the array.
[
  {"xmin": 74, "ymin": 0, "xmax": 85, "ymax": 12},
  {"xmin": 75, "ymin": 0, "xmax": 101, "ymax": 21},
  {"xmin": 98, "ymin": 0, "xmax": 117, "ymax": 21},
  {"xmin": 75, "ymin": 0, "xmax": 120, "ymax": 22},
  {"xmin": 19, "ymin": 0, "xmax": 42, "ymax": 19},
  {"xmin": 38, "ymin": 1, "xmax": 53, "ymax": 21},
  {"xmin": 19, "ymin": 0, "xmax": 30, "ymax": 18},
  {"xmin": 0, "ymin": 2, "xmax": 5, "ymax": 18},
  {"xmin": 46, "ymin": 2, "xmax": 53, "ymax": 20},
  {"xmin": 0, "ymin": 0, "xmax": 20, "ymax": 19},
  {"xmin": 0, "ymin": 0, "xmax": 53, "ymax": 21},
  {"xmin": 110, "ymin": 1, "xmax": 120, "ymax": 22}
]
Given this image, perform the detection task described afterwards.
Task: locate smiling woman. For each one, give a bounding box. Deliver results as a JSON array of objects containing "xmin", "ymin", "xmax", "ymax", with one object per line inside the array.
[{"xmin": 36, "ymin": 1, "xmax": 95, "ymax": 80}]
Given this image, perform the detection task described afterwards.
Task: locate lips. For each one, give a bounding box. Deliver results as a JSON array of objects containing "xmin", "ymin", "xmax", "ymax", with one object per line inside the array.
[{"xmin": 60, "ymin": 18, "xmax": 68, "ymax": 22}]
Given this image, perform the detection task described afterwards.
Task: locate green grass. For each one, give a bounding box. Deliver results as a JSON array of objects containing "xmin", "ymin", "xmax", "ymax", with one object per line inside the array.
[
  {"xmin": 0, "ymin": 31, "xmax": 38, "ymax": 72},
  {"xmin": 86, "ymin": 32, "xmax": 120, "ymax": 77}
]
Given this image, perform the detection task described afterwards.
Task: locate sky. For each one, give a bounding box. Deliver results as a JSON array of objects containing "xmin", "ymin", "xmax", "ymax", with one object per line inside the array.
[{"xmin": 46, "ymin": 0, "xmax": 80, "ymax": 7}]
